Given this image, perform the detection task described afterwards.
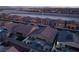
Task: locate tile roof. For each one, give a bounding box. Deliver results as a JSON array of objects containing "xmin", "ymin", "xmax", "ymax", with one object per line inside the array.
[
  {"xmin": 4, "ymin": 22, "xmax": 34, "ymax": 36},
  {"xmin": 13, "ymin": 24, "xmax": 34, "ymax": 36},
  {"xmin": 39, "ymin": 26, "xmax": 57, "ymax": 43},
  {"xmin": 30, "ymin": 26, "xmax": 57, "ymax": 43},
  {"xmin": 4, "ymin": 22, "xmax": 18, "ymax": 32}
]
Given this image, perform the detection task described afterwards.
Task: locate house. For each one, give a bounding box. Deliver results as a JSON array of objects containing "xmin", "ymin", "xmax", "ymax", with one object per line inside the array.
[
  {"xmin": 49, "ymin": 19, "xmax": 65, "ymax": 28},
  {"xmin": 31, "ymin": 17, "xmax": 49, "ymax": 26},
  {"xmin": 66, "ymin": 21, "xmax": 77, "ymax": 30},
  {"xmin": 4, "ymin": 22, "xmax": 18, "ymax": 32},
  {"xmin": 0, "ymin": 21, "xmax": 5, "ymax": 26},
  {"xmin": 55, "ymin": 20, "xmax": 65, "ymax": 28},
  {"xmin": 31, "ymin": 18, "xmax": 38, "ymax": 25},
  {"xmin": 22, "ymin": 16, "xmax": 32, "ymax": 24},
  {"xmin": 76, "ymin": 22, "xmax": 79, "ymax": 30},
  {"xmin": 23, "ymin": 26, "xmax": 57, "ymax": 51},
  {"xmin": 4, "ymin": 22, "xmax": 35, "ymax": 36},
  {"xmin": 49, "ymin": 20, "xmax": 56, "ymax": 28},
  {"xmin": 55, "ymin": 30, "xmax": 79, "ymax": 51},
  {"xmin": 40, "ymin": 19, "xmax": 49, "ymax": 26},
  {"xmin": 0, "ymin": 27, "xmax": 8, "ymax": 42},
  {"xmin": 31, "ymin": 17, "xmax": 44, "ymax": 26},
  {"xmin": 57, "ymin": 30, "xmax": 74, "ymax": 42},
  {"xmin": 9, "ymin": 24, "xmax": 34, "ymax": 36},
  {"xmin": 29, "ymin": 26, "xmax": 57, "ymax": 43}
]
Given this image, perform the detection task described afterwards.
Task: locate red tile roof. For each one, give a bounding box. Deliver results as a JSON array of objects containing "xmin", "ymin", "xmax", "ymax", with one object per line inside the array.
[
  {"xmin": 39, "ymin": 26, "xmax": 57, "ymax": 43},
  {"xmin": 12, "ymin": 24, "xmax": 34, "ymax": 36},
  {"xmin": 4, "ymin": 22, "xmax": 34, "ymax": 36},
  {"xmin": 4, "ymin": 22, "xmax": 18, "ymax": 32},
  {"xmin": 30, "ymin": 26, "xmax": 57, "ymax": 43}
]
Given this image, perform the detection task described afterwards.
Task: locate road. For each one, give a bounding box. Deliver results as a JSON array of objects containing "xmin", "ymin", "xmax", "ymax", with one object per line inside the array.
[{"xmin": 0, "ymin": 10, "xmax": 79, "ymax": 22}]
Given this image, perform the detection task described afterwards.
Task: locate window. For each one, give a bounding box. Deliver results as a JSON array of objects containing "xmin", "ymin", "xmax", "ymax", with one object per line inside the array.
[
  {"xmin": 71, "ymin": 27, "xmax": 74, "ymax": 30},
  {"xmin": 67, "ymin": 26, "xmax": 70, "ymax": 29}
]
